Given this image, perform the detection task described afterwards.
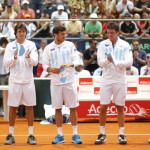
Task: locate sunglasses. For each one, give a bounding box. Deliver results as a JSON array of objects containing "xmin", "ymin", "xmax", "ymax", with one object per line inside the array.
[{"xmin": 133, "ymin": 44, "xmax": 139, "ymax": 46}]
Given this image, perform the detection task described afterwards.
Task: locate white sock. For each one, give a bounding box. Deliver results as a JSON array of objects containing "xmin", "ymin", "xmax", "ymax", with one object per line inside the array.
[
  {"xmin": 119, "ymin": 127, "xmax": 124, "ymax": 135},
  {"xmin": 72, "ymin": 126, "xmax": 78, "ymax": 135},
  {"xmin": 9, "ymin": 126, "xmax": 14, "ymax": 135},
  {"xmin": 28, "ymin": 126, "xmax": 34, "ymax": 135},
  {"xmin": 57, "ymin": 127, "xmax": 63, "ymax": 135},
  {"xmin": 99, "ymin": 126, "xmax": 105, "ymax": 134}
]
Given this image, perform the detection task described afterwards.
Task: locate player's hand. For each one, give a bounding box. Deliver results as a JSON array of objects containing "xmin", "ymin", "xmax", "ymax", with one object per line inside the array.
[
  {"xmin": 14, "ymin": 49, "xmax": 18, "ymax": 59},
  {"xmin": 130, "ymin": 71, "xmax": 134, "ymax": 75},
  {"xmin": 47, "ymin": 67, "xmax": 60, "ymax": 74},
  {"xmin": 107, "ymin": 55, "xmax": 113, "ymax": 62},
  {"xmin": 93, "ymin": 52, "xmax": 97, "ymax": 58},
  {"xmin": 60, "ymin": 63, "xmax": 74, "ymax": 68},
  {"xmin": 25, "ymin": 50, "xmax": 31, "ymax": 58}
]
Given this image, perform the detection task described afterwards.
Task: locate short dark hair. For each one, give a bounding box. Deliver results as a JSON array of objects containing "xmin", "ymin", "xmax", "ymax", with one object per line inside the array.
[
  {"xmin": 107, "ymin": 22, "xmax": 119, "ymax": 32},
  {"xmin": 52, "ymin": 25, "xmax": 66, "ymax": 35},
  {"xmin": 0, "ymin": 37, "xmax": 9, "ymax": 46},
  {"xmin": 132, "ymin": 38, "xmax": 140, "ymax": 44},
  {"xmin": 89, "ymin": 38, "xmax": 97, "ymax": 44},
  {"xmin": 14, "ymin": 24, "xmax": 27, "ymax": 36}
]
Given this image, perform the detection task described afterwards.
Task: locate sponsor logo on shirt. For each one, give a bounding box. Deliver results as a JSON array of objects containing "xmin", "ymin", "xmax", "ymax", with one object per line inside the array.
[
  {"xmin": 127, "ymin": 87, "xmax": 137, "ymax": 94},
  {"xmin": 129, "ymin": 49, "xmax": 132, "ymax": 52},
  {"xmin": 50, "ymin": 48, "xmax": 55, "ymax": 51},
  {"xmin": 105, "ymin": 44, "xmax": 109, "ymax": 47},
  {"xmin": 13, "ymin": 47, "xmax": 16, "ymax": 49},
  {"xmin": 79, "ymin": 78, "xmax": 93, "ymax": 85},
  {"xmin": 139, "ymin": 77, "xmax": 150, "ymax": 85}
]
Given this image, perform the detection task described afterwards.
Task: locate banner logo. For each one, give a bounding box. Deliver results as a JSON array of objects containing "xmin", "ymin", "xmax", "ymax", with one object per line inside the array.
[
  {"xmin": 139, "ymin": 77, "xmax": 150, "ymax": 85},
  {"xmin": 94, "ymin": 87, "xmax": 100, "ymax": 94},
  {"xmin": 79, "ymin": 78, "xmax": 93, "ymax": 85},
  {"xmin": 127, "ymin": 87, "xmax": 137, "ymax": 94}
]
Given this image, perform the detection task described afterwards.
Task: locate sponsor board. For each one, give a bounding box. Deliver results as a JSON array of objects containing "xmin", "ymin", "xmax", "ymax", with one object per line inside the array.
[{"xmin": 77, "ymin": 101, "xmax": 150, "ymax": 118}]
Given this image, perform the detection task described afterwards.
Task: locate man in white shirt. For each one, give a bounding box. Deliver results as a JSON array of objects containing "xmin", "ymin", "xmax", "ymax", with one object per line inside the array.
[
  {"xmin": 75, "ymin": 65, "xmax": 91, "ymax": 76},
  {"xmin": 126, "ymin": 66, "xmax": 139, "ymax": 75},
  {"xmin": 51, "ymin": 5, "xmax": 68, "ymax": 25},
  {"xmin": 93, "ymin": 67, "xmax": 103, "ymax": 76},
  {"xmin": 42, "ymin": 25, "xmax": 82, "ymax": 144},
  {"xmin": 0, "ymin": 37, "xmax": 9, "ymax": 84},
  {"xmin": 95, "ymin": 22, "xmax": 133, "ymax": 145},
  {"xmin": 3, "ymin": 24, "xmax": 38, "ymax": 145},
  {"xmin": 140, "ymin": 53, "xmax": 150, "ymax": 75},
  {"xmin": 23, "ymin": 14, "xmax": 36, "ymax": 39},
  {"xmin": 116, "ymin": 0, "xmax": 134, "ymax": 18}
]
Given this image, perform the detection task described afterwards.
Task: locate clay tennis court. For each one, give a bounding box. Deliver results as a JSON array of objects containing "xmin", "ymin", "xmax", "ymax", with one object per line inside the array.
[{"xmin": 0, "ymin": 117, "xmax": 150, "ymax": 150}]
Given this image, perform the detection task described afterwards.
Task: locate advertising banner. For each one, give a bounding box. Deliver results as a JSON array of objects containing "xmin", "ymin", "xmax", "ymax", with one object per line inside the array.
[{"xmin": 77, "ymin": 76, "xmax": 150, "ymax": 118}]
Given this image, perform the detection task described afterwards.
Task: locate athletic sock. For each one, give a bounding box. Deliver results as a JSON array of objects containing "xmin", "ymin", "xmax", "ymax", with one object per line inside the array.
[
  {"xmin": 119, "ymin": 127, "xmax": 125, "ymax": 135},
  {"xmin": 28, "ymin": 126, "xmax": 34, "ymax": 135},
  {"xmin": 9, "ymin": 126, "xmax": 14, "ymax": 135},
  {"xmin": 72, "ymin": 125, "xmax": 78, "ymax": 135},
  {"xmin": 57, "ymin": 127, "xmax": 63, "ymax": 135},
  {"xmin": 99, "ymin": 126, "xmax": 105, "ymax": 134}
]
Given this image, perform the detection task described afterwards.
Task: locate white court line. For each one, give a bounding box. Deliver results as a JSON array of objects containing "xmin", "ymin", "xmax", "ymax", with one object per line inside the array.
[{"xmin": 0, "ymin": 134, "xmax": 150, "ymax": 136}]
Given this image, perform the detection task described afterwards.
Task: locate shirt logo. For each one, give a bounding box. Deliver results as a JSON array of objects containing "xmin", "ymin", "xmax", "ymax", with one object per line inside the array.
[{"xmin": 50, "ymin": 48, "xmax": 55, "ymax": 51}]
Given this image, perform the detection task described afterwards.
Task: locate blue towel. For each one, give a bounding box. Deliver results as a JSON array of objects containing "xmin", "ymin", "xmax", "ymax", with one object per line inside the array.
[{"xmin": 19, "ymin": 45, "xmax": 25, "ymax": 56}]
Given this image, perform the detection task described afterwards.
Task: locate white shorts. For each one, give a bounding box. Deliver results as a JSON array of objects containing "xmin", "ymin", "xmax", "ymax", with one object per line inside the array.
[
  {"xmin": 100, "ymin": 83, "xmax": 127, "ymax": 106},
  {"xmin": 8, "ymin": 82, "xmax": 36, "ymax": 107},
  {"xmin": 51, "ymin": 82, "xmax": 79, "ymax": 109}
]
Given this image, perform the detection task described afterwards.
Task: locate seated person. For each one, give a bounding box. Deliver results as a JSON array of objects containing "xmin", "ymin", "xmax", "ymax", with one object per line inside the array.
[
  {"xmin": 84, "ymin": 13, "xmax": 103, "ymax": 38},
  {"xmin": 75, "ymin": 65, "xmax": 91, "ymax": 76},
  {"xmin": 65, "ymin": 13, "xmax": 83, "ymax": 38},
  {"xmin": 126, "ymin": 66, "xmax": 139, "ymax": 75},
  {"xmin": 116, "ymin": 0, "xmax": 134, "ymax": 19},
  {"xmin": 140, "ymin": 53, "xmax": 150, "ymax": 75},
  {"xmin": 93, "ymin": 67, "xmax": 103, "ymax": 76},
  {"xmin": 119, "ymin": 12, "xmax": 138, "ymax": 38},
  {"xmin": 137, "ymin": 11, "xmax": 150, "ymax": 38}
]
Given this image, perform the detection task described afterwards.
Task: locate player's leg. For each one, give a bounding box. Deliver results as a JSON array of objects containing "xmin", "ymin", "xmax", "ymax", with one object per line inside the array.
[
  {"xmin": 95, "ymin": 84, "xmax": 112, "ymax": 144},
  {"xmin": 114, "ymin": 83, "xmax": 127, "ymax": 144},
  {"xmin": 4, "ymin": 106, "xmax": 17, "ymax": 145},
  {"xmin": 116, "ymin": 105, "xmax": 127, "ymax": 144},
  {"xmin": 63, "ymin": 83, "xmax": 82, "ymax": 144},
  {"xmin": 26, "ymin": 106, "xmax": 37, "ymax": 145},
  {"xmin": 23, "ymin": 83, "xmax": 37, "ymax": 145},
  {"xmin": 95, "ymin": 105, "xmax": 108, "ymax": 144},
  {"xmin": 4, "ymin": 83, "xmax": 22, "ymax": 145},
  {"xmin": 51, "ymin": 85, "xmax": 65, "ymax": 144}
]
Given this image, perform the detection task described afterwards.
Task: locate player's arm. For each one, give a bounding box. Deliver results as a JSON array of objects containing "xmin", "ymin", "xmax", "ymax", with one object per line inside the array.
[
  {"xmin": 42, "ymin": 46, "xmax": 60, "ymax": 74},
  {"xmin": 3, "ymin": 43, "xmax": 18, "ymax": 68},
  {"xmin": 116, "ymin": 44, "xmax": 133, "ymax": 68},
  {"xmin": 26, "ymin": 43, "xmax": 38, "ymax": 66},
  {"xmin": 84, "ymin": 52, "xmax": 97, "ymax": 66},
  {"xmin": 97, "ymin": 42, "xmax": 110, "ymax": 67}
]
